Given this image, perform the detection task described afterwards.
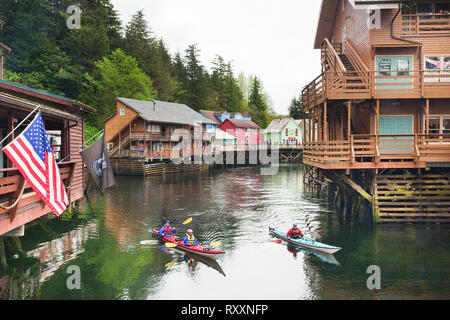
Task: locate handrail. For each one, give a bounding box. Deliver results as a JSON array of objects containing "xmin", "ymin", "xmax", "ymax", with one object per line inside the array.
[
  {"xmin": 321, "ymin": 38, "xmax": 346, "ymax": 73},
  {"xmin": 343, "ymin": 39, "xmax": 369, "ymax": 73}
]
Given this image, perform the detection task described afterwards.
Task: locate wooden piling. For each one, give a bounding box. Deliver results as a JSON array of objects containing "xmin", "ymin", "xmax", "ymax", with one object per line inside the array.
[{"xmin": 0, "ymin": 238, "xmax": 7, "ymax": 271}]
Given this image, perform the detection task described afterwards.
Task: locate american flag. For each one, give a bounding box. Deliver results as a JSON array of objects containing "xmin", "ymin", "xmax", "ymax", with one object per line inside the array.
[{"xmin": 2, "ymin": 112, "xmax": 68, "ymax": 216}]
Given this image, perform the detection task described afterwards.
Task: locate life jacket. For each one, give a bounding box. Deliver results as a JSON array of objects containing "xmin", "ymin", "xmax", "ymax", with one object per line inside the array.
[
  {"xmin": 163, "ymin": 225, "xmax": 173, "ymax": 235},
  {"xmin": 186, "ymin": 233, "xmax": 195, "ymax": 245},
  {"xmin": 290, "ymin": 228, "xmax": 302, "ymax": 238}
]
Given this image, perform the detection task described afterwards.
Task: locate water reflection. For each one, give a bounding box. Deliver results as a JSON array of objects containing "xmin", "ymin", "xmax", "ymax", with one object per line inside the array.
[
  {"xmin": 1, "ymin": 165, "xmax": 448, "ymax": 300},
  {"xmin": 160, "ymin": 246, "xmax": 226, "ymax": 277}
]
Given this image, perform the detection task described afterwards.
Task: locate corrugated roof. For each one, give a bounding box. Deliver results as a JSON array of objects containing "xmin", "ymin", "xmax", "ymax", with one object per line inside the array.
[
  {"xmin": 118, "ymin": 97, "xmax": 216, "ymax": 126},
  {"xmin": 0, "ymin": 79, "xmax": 73, "ymax": 102},
  {"xmin": 222, "ymin": 118, "xmax": 260, "ymax": 129},
  {"xmin": 0, "ymin": 79, "xmax": 94, "ymax": 113}
]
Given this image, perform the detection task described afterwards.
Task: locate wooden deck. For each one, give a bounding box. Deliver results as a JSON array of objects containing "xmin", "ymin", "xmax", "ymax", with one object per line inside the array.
[
  {"xmin": 303, "ymin": 133, "xmax": 450, "ymax": 169},
  {"xmin": 302, "ymin": 70, "xmax": 450, "ymax": 111},
  {"xmin": 402, "ymin": 13, "xmax": 450, "ymax": 36},
  {"xmin": 0, "ymin": 162, "xmax": 77, "ymax": 236}
]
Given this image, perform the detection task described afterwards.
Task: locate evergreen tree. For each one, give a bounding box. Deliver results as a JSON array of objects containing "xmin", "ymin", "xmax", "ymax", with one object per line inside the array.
[
  {"xmin": 124, "ymin": 10, "xmax": 175, "ymax": 101},
  {"xmin": 183, "ymin": 44, "xmax": 211, "ymax": 110},
  {"xmin": 288, "ymin": 95, "xmax": 305, "ymax": 119},
  {"xmin": 248, "ymin": 77, "xmax": 269, "ymax": 128}
]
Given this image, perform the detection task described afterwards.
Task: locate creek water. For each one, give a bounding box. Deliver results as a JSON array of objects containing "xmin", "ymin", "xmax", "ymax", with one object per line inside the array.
[{"xmin": 1, "ymin": 164, "xmax": 448, "ymax": 300}]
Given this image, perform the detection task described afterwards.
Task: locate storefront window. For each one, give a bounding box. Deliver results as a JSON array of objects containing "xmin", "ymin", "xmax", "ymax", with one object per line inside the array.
[{"xmin": 425, "ymin": 55, "xmax": 450, "ymax": 82}]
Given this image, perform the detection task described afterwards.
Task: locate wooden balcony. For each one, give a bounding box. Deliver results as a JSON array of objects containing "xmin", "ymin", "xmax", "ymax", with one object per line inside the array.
[
  {"xmin": 130, "ymin": 132, "xmax": 172, "ymax": 141},
  {"xmin": 303, "ymin": 134, "xmax": 450, "ymax": 169},
  {"xmin": 402, "ymin": 13, "xmax": 450, "ymax": 35},
  {"xmin": 302, "ymin": 70, "xmax": 450, "ymax": 111},
  {"xmin": 0, "ymin": 162, "xmax": 76, "ymax": 236}
]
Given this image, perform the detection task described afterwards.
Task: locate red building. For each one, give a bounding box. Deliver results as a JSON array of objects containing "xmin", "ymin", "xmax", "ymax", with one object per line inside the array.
[
  {"xmin": 218, "ymin": 119, "xmax": 261, "ymax": 146},
  {"xmin": 0, "ymin": 79, "xmax": 94, "ymax": 237}
]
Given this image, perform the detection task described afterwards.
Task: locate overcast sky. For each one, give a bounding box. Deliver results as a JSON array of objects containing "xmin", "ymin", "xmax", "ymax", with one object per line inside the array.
[{"xmin": 110, "ymin": 0, "xmax": 322, "ymax": 115}]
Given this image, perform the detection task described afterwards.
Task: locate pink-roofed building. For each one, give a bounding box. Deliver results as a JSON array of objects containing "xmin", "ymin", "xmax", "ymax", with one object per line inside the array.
[{"xmin": 218, "ymin": 118, "xmax": 261, "ymax": 146}]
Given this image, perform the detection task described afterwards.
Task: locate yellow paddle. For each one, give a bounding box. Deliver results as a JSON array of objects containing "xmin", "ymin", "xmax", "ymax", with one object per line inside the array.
[
  {"xmin": 165, "ymin": 261, "xmax": 175, "ymax": 267},
  {"xmin": 182, "ymin": 217, "xmax": 193, "ymax": 225},
  {"xmin": 210, "ymin": 241, "xmax": 221, "ymax": 247},
  {"xmin": 165, "ymin": 242, "xmax": 178, "ymax": 248}
]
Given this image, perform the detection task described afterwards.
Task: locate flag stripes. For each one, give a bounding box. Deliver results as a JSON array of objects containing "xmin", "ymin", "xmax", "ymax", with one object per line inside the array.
[{"xmin": 2, "ymin": 113, "xmax": 69, "ymax": 216}]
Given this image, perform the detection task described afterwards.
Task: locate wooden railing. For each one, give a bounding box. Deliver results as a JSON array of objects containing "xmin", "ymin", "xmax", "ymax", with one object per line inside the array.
[
  {"xmin": 343, "ymin": 39, "xmax": 369, "ymax": 73},
  {"xmin": 402, "ymin": 13, "xmax": 450, "ymax": 35},
  {"xmin": 304, "ymin": 134, "xmax": 450, "ymax": 167},
  {"xmin": 321, "ymin": 39, "xmax": 346, "ymax": 73},
  {"xmin": 0, "ymin": 162, "xmax": 76, "ymax": 231},
  {"xmin": 302, "ymin": 70, "xmax": 450, "ymax": 110}
]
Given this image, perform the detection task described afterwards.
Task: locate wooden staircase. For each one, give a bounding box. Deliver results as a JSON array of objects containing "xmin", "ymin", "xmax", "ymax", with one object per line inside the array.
[{"xmin": 373, "ymin": 172, "xmax": 450, "ymax": 223}]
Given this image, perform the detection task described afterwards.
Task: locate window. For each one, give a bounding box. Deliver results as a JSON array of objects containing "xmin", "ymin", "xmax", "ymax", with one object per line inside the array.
[
  {"xmin": 424, "ymin": 115, "xmax": 450, "ymax": 134},
  {"xmin": 424, "ymin": 55, "xmax": 450, "ymax": 82},
  {"xmin": 120, "ymin": 107, "xmax": 125, "ymax": 116},
  {"xmin": 375, "ymin": 56, "xmax": 413, "ymax": 90},
  {"xmin": 285, "ymin": 128, "xmax": 288, "ymax": 136},
  {"xmin": 245, "ymin": 128, "xmax": 249, "ymax": 134},
  {"xmin": 444, "ymin": 117, "xmax": 450, "ymax": 134},
  {"xmin": 254, "ymin": 128, "xmax": 258, "ymax": 134},
  {"xmin": 295, "ymin": 128, "xmax": 298, "ymax": 136}
]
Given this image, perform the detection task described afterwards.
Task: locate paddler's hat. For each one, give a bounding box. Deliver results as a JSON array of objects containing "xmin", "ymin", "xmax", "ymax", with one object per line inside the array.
[
  {"xmin": 293, "ymin": 223, "xmax": 297, "ymax": 227},
  {"xmin": 187, "ymin": 229, "xmax": 193, "ymax": 234}
]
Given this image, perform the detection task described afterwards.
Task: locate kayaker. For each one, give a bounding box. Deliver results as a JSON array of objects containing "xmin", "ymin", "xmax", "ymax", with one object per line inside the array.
[
  {"xmin": 183, "ymin": 229, "xmax": 199, "ymax": 246},
  {"xmin": 158, "ymin": 220, "xmax": 176, "ymax": 237},
  {"xmin": 286, "ymin": 224, "xmax": 303, "ymax": 239}
]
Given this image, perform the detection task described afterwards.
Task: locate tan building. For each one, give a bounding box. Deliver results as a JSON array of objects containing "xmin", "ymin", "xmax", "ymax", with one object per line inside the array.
[
  {"xmin": 302, "ymin": 0, "xmax": 450, "ymax": 222},
  {"xmin": 105, "ymin": 97, "xmax": 216, "ymax": 161}
]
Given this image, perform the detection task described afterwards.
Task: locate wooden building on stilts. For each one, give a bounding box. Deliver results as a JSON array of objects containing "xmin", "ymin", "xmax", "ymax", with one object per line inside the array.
[{"xmin": 302, "ymin": 0, "xmax": 450, "ymax": 223}]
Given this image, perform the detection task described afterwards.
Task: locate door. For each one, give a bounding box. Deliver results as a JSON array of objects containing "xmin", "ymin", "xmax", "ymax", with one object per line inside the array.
[{"xmin": 379, "ymin": 115, "xmax": 413, "ymax": 151}]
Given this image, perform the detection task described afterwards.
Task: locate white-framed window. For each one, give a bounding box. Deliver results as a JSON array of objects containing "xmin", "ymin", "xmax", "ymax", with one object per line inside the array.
[
  {"xmin": 424, "ymin": 55, "xmax": 450, "ymax": 82},
  {"xmin": 424, "ymin": 114, "xmax": 450, "ymax": 134},
  {"xmin": 245, "ymin": 128, "xmax": 249, "ymax": 134},
  {"xmin": 253, "ymin": 128, "xmax": 258, "ymax": 134},
  {"xmin": 120, "ymin": 106, "xmax": 125, "ymax": 116}
]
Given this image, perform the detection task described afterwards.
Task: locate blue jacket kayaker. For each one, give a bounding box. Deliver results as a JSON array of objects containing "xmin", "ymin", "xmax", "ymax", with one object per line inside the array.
[
  {"xmin": 158, "ymin": 221, "xmax": 176, "ymax": 237},
  {"xmin": 183, "ymin": 229, "xmax": 199, "ymax": 246},
  {"xmin": 287, "ymin": 224, "xmax": 303, "ymax": 239}
]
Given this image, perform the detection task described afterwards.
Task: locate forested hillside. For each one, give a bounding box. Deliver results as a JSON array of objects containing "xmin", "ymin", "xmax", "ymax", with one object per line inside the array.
[{"xmin": 0, "ymin": 0, "xmax": 276, "ymax": 139}]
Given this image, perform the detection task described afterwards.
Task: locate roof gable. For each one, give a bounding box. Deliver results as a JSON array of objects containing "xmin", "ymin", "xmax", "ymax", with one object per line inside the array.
[
  {"xmin": 118, "ymin": 97, "xmax": 215, "ymax": 126},
  {"xmin": 220, "ymin": 118, "xmax": 260, "ymax": 129}
]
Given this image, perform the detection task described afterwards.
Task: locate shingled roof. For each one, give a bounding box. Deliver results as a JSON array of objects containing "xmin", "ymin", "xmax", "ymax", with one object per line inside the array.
[
  {"xmin": 200, "ymin": 110, "xmax": 221, "ymax": 125},
  {"xmin": 264, "ymin": 118, "xmax": 294, "ymax": 134},
  {"xmin": 118, "ymin": 97, "xmax": 216, "ymax": 126}
]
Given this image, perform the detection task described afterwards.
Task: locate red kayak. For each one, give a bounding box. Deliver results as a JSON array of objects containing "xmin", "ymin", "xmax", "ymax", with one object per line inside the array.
[{"xmin": 152, "ymin": 228, "xmax": 225, "ymax": 260}]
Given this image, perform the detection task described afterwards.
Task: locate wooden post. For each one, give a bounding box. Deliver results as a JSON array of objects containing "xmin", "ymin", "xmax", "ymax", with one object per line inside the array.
[
  {"xmin": 119, "ymin": 131, "xmax": 121, "ymax": 157},
  {"xmin": 324, "ymin": 101, "xmax": 328, "ymax": 142},
  {"xmin": 425, "ymin": 99, "xmax": 430, "ymax": 134},
  {"xmin": 318, "ymin": 108, "xmax": 323, "ymax": 141},
  {"xmin": 0, "ymin": 238, "xmax": 7, "ymax": 271},
  {"xmin": 347, "ymin": 100, "xmax": 351, "ymax": 140},
  {"xmin": 309, "ymin": 108, "xmax": 312, "ymax": 144},
  {"xmin": 6, "ymin": 111, "xmax": 14, "ymax": 169},
  {"xmin": 375, "ymin": 99, "xmax": 380, "ymax": 163},
  {"xmin": 376, "ymin": 99, "xmax": 380, "ymax": 136}
]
